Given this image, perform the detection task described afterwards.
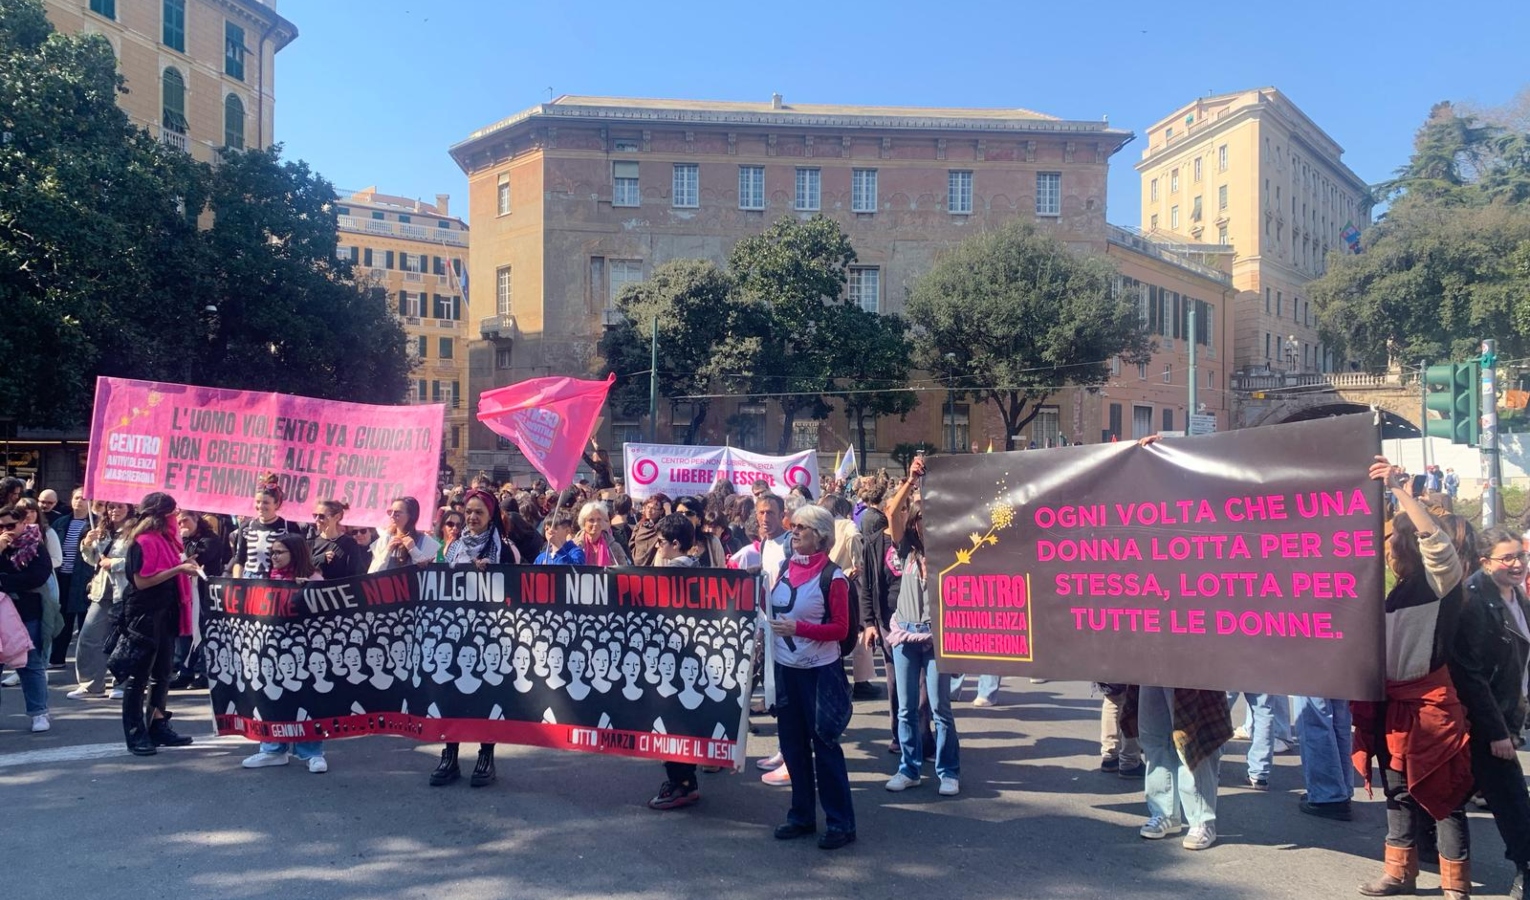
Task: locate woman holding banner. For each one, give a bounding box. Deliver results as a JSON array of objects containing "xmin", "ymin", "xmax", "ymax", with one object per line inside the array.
[
  {"xmin": 764, "ymin": 504, "xmax": 857, "ymax": 850},
  {"xmin": 309, "ymin": 500, "xmax": 365, "ymax": 580},
  {"xmin": 429, "ymin": 489, "xmax": 519, "ymax": 789},
  {"xmin": 230, "ymin": 476, "xmax": 298, "ymax": 579},
  {"xmin": 1351, "ymin": 457, "xmax": 1474, "ymax": 900},
  {"xmin": 369, "ymin": 497, "xmax": 439, "ymax": 573}
]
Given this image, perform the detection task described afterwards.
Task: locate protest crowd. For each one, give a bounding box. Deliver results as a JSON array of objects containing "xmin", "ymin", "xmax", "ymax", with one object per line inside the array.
[{"xmin": 5, "ymin": 437, "xmax": 1530, "ymax": 897}]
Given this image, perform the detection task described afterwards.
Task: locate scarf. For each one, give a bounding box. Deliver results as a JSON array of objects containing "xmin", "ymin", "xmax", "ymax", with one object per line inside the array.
[
  {"xmin": 137, "ymin": 529, "xmax": 192, "ymax": 635},
  {"xmin": 582, "ymin": 532, "xmax": 614, "ymax": 567},
  {"xmin": 10, "ymin": 524, "xmax": 43, "ymax": 569},
  {"xmin": 446, "ymin": 527, "xmax": 500, "ymax": 566}
]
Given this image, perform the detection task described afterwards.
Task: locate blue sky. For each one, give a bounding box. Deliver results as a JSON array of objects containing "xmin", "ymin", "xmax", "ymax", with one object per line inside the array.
[{"xmin": 278, "ymin": 0, "xmax": 1529, "ymax": 226}]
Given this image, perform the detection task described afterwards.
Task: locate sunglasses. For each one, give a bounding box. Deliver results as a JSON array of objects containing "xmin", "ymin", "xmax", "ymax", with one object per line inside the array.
[
  {"xmin": 314, "ymin": 512, "xmax": 330, "ymax": 520},
  {"xmin": 0, "ymin": 520, "xmax": 20, "ymax": 530}
]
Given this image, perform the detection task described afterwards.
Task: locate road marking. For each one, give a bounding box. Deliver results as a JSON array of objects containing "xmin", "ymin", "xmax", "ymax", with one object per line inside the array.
[{"xmin": 0, "ymin": 734, "xmax": 250, "ymax": 768}]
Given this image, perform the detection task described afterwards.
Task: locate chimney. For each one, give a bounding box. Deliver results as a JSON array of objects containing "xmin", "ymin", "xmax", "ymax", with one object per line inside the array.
[
  {"xmin": 435, "ymin": 194, "xmax": 449, "ymax": 216},
  {"xmin": 771, "ymin": 93, "xmax": 783, "ymax": 110}
]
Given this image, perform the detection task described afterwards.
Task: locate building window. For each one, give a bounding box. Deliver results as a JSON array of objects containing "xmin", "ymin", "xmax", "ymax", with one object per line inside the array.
[
  {"xmin": 416, "ymin": 379, "xmax": 427, "ymax": 401},
  {"xmin": 161, "ymin": 67, "xmax": 187, "ymax": 136},
  {"xmin": 1218, "ymin": 225, "xmax": 1229, "ymax": 245},
  {"xmin": 371, "ymin": 211, "xmax": 384, "ymax": 220},
  {"xmin": 1162, "ymin": 408, "xmax": 1174, "ymax": 432},
  {"xmin": 1193, "ymin": 158, "xmax": 1202, "ymax": 182},
  {"xmin": 1033, "ymin": 407, "xmax": 1061, "ymax": 448},
  {"xmin": 1264, "ymin": 288, "xmax": 1271, "ymax": 313},
  {"xmin": 612, "ymin": 161, "xmax": 640, "ymax": 207},
  {"xmin": 496, "ymin": 174, "xmax": 510, "ymax": 216},
  {"xmin": 1218, "ymin": 184, "xmax": 1228, "ymax": 211},
  {"xmin": 1035, "ymin": 172, "xmax": 1062, "ymax": 217},
  {"xmin": 736, "ymin": 404, "xmax": 766, "ymax": 452},
  {"xmin": 672, "ymin": 164, "xmax": 698, "ymax": 208},
  {"xmin": 847, "ymin": 267, "xmax": 880, "ymax": 313},
  {"xmin": 402, "ymin": 292, "xmax": 421, "ymax": 318},
  {"xmin": 451, "ymin": 426, "xmax": 461, "ymax": 451},
  {"xmin": 1150, "ymin": 213, "xmax": 1158, "ymax": 230},
  {"xmin": 795, "ymin": 168, "xmax": 820, "ymax": 211},
  {"xmin": 948, "ymin": 170, "xmax": 973, "ymax": 214},
  {"xmin": 1170, "ymin": 205, "xmax": 1179, "ymax": 229},
  {"xmin": 162, "ymin": 0, "xmax": 185, "ymax": 51},
  {"xmin": 224, "ymin": 21, "xmax": 245, "ymax": 81},
  {"xmin": 1218, "ymin": 144, "xmax": 1228, "ymax": 172},
  {"xmin": 943, "ymin": 404, "xmax": 971, "ymax": 452},
  {"xmin": 495, "ymin": 347, "xmax": 513, "ymax": 370},
  {"xmin": 609, "ymin": 260, "xmax": 643, "ymax": 310},
  {"xmin": 223, "ymin": 93, "xmax": 244, "ymax": 150},
  {"xmin": 496, "ymin": 266, "xmax": 511, "ymax": 317},
  {"xmin": 1132, "ymin": 405, "xmax": 1154, "ymax": 440},
  {"xmin": 1276, "ymin": 290, "xmax": 1282, "ymax": 317},
  {"xmin": 1107, "ymin": 403, "xmax": 1123, "ymax": 441},
  {"xmin": 1171, "ymin": 169, "xmax": 1180, "ymax": 192},
  {"xmin": 738, "ymin": 166, "xmax": 765, "ymax": 210},
  {"xmin": 1150, "ymin": 178, "xmax": 1158, "ymax": 202},
  {"xmin": 1110, "ymin": 357, "xmax": 1121, "ymax": 376},
  {"xmin": 414, "ymin": 336, "xmax": 426, "ymax": 359},
  {"xmin": 431, "ymin": 381, "xmax": 442, "ymax": 403},
  {"xmin": 613, "ymin": 421, "xmax": 644, "ymax": 448},
  {"xmin": 852, "ymin": 169, "xmax": 878, "ymax": 213},
  {"xmin": 1162, "ymin": 364, "xmax": 1172, "ymax": 384},
  {"xmin": 791, "ymin": 421, "xmax": 819, "ymax": 452},
  {"xmin": 1191, "ymin": 196, "xmax": 1202, "ymax": 222},
  {"xmin": 438, "ymin": 337, "xmax": 454, "ymax": 360},
  {"xmin": 432, "ymin": 293, "xmax": 457, "ymax": 320},
  {"xmin": 614, "ymin": 139, "xmax": 639, "ymax": 153},
  {"xmin": 90, "ymin": 0, "xmax": 114, "ymax": 18},
  {"xmin": 1137, "ymin": 362, "xmax": 1147, "ymax": 380}
]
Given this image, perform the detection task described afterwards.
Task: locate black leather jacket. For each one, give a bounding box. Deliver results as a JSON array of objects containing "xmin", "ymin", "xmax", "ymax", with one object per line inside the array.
[{"xmin": 1449, "ymin": 568, "xmax": 1530, "ymax": 744}]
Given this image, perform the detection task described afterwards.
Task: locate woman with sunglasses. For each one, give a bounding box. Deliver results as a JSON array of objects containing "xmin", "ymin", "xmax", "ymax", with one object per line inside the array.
[
  {"xmin": 369, "ymin": 496, "xmax": 439, "ymax": 573},
  {"xmin": 673, "ymin": 497, "xmax": 726, "ymax": 568},
  {"xmin": 310, "ymin": 500, "xmax": 365, "ymax": 579},
  {"xmin": 434, "ymin": 510, "xmax": 464, "ymax": 564},
  {"xmin": 1450, "ymin": 526, "xmax": 1530, "ymax": 897}
]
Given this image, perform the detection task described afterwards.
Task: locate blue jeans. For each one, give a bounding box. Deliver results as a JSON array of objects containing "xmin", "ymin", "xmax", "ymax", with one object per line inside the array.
[
  {"xmin": 260, "ymin": 740, "xmax": 325, "ymax": 760},
  {"xmin": 1227, "ymin": 692, "xmax": 1277, "ymax": 781},
  {"xmin": 894, "ymin": 633, "xmax": 959, "ymax": 780},
  {"xmin": 1139, "ymin": 686, "xmax": 1219, "ymax": 828},
  {"xmin": 949, "ymin": 673, "xmax": 1001, "ymax": 703},
  {"xmin": 1241, "ymin": 694, "xmax": 1293, "ymax": 742},
  {"xmin": 0, "ymin": 618, "xmax": 49, "ymax": 717},
  {"xmin": 775, "ymin": 662, "xmax": 855, "ymax": 835},
  {"xmin": 1292, "ymin": 696, "xmax": 1352, "ymax": 804}
]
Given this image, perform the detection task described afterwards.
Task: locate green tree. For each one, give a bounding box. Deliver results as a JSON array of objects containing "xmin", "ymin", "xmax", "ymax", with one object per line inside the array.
[
  {"xmin": 597, "ymin": 260, "xmax": 764, "ymax": 444},
  {"xmin": 906, "ymin": 222, "xmax": 1152, "ymax": 451},
  {"xmin": 0, "ymin": 0, "xmax": 409, "ymax": 426},
  {"xmin": 834, "ymin": 310, "xmax": 916, "ymax": 462}
]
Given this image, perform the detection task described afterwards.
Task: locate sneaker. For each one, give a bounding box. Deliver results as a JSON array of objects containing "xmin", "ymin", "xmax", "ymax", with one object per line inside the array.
[
  {"xmin": 307, "ymin": 756, "xmax": 328, "ymax": 774},
  {"xmin": 108, "ymin": 687, "xmax": 124, "ymax": 700},
  {"xmin": 817, "ymin": 830, "xmax": 856, "ymax": 850},
  {"xmin": 1231, "ymin": 726, "xmax": 1251, "ymax": 741},
  {"xmin": 972, "ymin": 696, "xmax": 995, "ymax": 708},
  {"xmin": 1273, "ymin": 738, "xmax": 1294, "ymax": 754},
  {"xmin": 885, "ymin": 771, "xmax": 921, "ymax": 792},
  {"xmin": 1182, "ymin": 823, "xmax": 1217, "ymax": 850},
  {"xmin": 1118, "ymin": 762, "xmax": 1147, "ymax": 779},
  {"xmin": 755, "ymin": 751, "xmax": 784, "ymax": 771},
  {"xmin": 647, "ymin": 780, "xmax": 699, "ymax": 810},
  {"xmin": 242, "ymin": 750, "xmax": 290, "ymax": 768},
  {"xmin": 1028, "ymin": 678, "xmax": 1049, "ymax": 684},
  {"xmin": 1100, "ymin": 756, "xmax": 1120, "ymax": 772},
  {"xmin": 31, "ymin": 714, "xmax": 50, "ymax": 733},
  {"xmin": 1248, "ymin": 776, "xmax": 1269, "ymax": 791},
  {"xmin": 1139, "ymin": 814, "xmax": 1184, "ymax": 839},
  {"xmin": 66, "ymin": 687, "xmax": 102, "ymax": 700},
  {"xmin": 761, "ymin": 765, "xmax": 791, "ymax": 786},
  {"xmin": 851, "ymin": 681, "xmax": 882, "ymax": 700},
  {"xmin": 1, "ymin": 671, "xmax": 17, "ymax": 687},
  {"xmin": 939, "ymin": 776, "xmax": 960, "ymax": 796}
]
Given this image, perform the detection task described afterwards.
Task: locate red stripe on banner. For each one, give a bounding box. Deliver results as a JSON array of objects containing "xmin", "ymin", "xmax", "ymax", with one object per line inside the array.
[{"xmin": 214, "ymin": 714, "xmax": 741, "ymax": 768}]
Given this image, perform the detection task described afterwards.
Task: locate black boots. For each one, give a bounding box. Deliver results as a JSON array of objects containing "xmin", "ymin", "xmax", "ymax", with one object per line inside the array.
[
  {"xmin": 471, "ymin": 745, "xmax": 496, "ymax": 788},
  {"xmin": 1511, "ymin": 862, "xmax": 1529, "ymax": 900},
  {"xmin": 149, "ymin": 711, "xmax": 194, "ymax": 747},
  {"xmin": 430, "ymin": 744, "xmax": 461, "ymax": 786},
  {"xmin": 122, "ymin": 692, "xmax": 155, "ymax": 757}
]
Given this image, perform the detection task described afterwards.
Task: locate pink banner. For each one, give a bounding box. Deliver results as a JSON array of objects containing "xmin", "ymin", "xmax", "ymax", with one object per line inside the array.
[
  {"xmin": 477, "ymin": 374, "xmax": 614, "ymax": 491},
  {"xmin": 83, "ymin": 377, "xmax": 444, "ymax": 529}
]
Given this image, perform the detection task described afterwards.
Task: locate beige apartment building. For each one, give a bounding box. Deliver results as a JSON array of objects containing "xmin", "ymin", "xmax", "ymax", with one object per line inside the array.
[
  {"xmin": 1136, "ymin": 88, "xmax": 1370, "ymax": 375},
  {"xmin": 335, "ymin": 189, "xmax": 471, "ymax": 482},
  {"xmin": 449, "ymin": 94, "xmax": 1133, "ymax": 480},
  {"xmin": 43, "ymin": 0, "xmax": 296, "ymax": 162}
]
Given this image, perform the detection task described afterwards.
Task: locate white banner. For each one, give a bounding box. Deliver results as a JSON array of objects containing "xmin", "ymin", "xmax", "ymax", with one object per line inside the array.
[{"xmin": 622, "ymin": 443, "xmax": 818, "ymax": 500}]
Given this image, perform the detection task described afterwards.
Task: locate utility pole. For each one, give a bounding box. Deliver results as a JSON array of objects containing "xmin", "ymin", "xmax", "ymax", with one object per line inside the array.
[
  {"xmin": 1419, "ymin": 359, "xmax": 1429, "ymax": 475},
  {"xmin": 1481, "ymin": 339, "xmax": 1501, "ymax": 528},
  {"xmin": 945, "ymin": 352, "xmax": 957, "ymax": 453},
  {"xmin": 1187, "ymin": 305, "xmax": 1198, "ymax": 428},
  {"xmin": 648, "ymin": 317, "xmax": 658, "ymax": 442}
]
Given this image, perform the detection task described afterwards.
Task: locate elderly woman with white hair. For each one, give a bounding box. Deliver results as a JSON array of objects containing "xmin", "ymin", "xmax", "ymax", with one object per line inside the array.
[
  {"xmin": 765, "ymin": 502, "xmax": 857, "ymax": 851},
  {"xmin": 576, "ymin": 500, "xmax": 631, "ymax": 567}
]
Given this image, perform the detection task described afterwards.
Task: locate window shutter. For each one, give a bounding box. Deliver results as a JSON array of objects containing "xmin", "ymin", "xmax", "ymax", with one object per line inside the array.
[
  {"xmin": 433, "ymin": 256, "xmax": 442, "ymax": 275},
  {"xmin": 386, "ymin": 250, "xmax": 394, "ymax": 269},
  {"xmin": 397, "ymin": 292, "xmax": 407, "ymax": 315},
  {"xmin": 363, "ymin": 248, "xmax": 372, "ymax": 267}
]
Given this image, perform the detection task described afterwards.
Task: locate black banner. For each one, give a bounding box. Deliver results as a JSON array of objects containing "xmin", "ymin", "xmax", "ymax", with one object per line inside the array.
[
  {"xmin": 203, "ymin": 565, "xmax": 757, "ymax": 766},
  {"xmin": 924, "ymin": 414, "xmax": 1386, "ymax": 699}
]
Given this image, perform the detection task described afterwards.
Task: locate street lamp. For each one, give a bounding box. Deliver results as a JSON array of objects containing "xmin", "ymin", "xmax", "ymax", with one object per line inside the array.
[{"xmin": 945, "ymin": 352, "xmax": 958, "ymax": 454}]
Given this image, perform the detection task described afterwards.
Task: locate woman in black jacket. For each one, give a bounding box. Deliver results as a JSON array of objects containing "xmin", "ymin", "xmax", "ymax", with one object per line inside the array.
[
  {"xmin": 1450, "ymin": 525, "xmax": 1530, "ymax": 898},
  {"xmin": 0, "ymin": 503, "xmax": 55, "ymax": 732}
]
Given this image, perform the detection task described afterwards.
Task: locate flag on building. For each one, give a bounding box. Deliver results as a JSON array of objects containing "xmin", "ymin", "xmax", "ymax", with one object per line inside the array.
[
  {"xmin": 477, "ymin": 374, "xmax": 615, "ymax": 490},
  {"xmin": 1341, "ymin": 221, "xmax": 1362, "ymax": 255},
  {"xmin": 835, "ymin": 444, "xmax": 857, "ymax": 481}
]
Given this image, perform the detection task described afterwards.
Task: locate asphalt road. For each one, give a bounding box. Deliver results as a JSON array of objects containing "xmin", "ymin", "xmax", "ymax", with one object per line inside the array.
[{"xmin": 3, "ymin": 668, "xmax": 1522, "ymax": 900}]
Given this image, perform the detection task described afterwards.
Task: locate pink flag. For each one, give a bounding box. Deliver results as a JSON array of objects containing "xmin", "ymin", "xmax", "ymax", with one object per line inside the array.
[{"xmin": 477, "ymin": 374, "xmax": 615, "ymax": 490}]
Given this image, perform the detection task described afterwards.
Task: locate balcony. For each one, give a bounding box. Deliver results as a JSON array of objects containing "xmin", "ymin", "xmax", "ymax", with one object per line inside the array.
[
  {"xmin": 337, "ymin": 215, "xmax": 468, "ymax": 247},
  {"xmin": 160, "ymin": 128, "xmax": 189, "ymax": 153},
  {"xmin": 404, "ymin": 271, "xmax": 423, "ymax": 283},
  {"xmin": 480, "ymin": 315, "xmax": 518, "ymax": 340}
]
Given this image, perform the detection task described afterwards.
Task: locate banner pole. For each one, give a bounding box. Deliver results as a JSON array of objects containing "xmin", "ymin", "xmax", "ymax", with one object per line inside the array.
[
  {"xmin": 1187, "ymin": 304, "xmax": 1198, "ymax": 429},
  {"xmin": 648, "ymin": 318, "xmax": 659, "ymax": 443},
  {"xmin": 1481, "ymin": 339, "xmax": 1500, "ymax": 529}
]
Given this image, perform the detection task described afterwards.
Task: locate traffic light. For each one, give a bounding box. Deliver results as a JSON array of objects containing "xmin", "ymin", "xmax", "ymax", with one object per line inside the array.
[{"xmin": 1424, "ymin": 362, "xmax": 1481, "ymax": 445}]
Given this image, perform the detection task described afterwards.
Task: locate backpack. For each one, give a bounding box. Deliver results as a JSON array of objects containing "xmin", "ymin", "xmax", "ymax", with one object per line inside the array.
[{"xmin": 774, "ymin": 559, "xmax": 861, "ymax": 658}]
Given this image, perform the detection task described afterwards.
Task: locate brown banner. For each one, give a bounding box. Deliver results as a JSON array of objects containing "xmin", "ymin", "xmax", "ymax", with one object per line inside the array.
[{"xmin": 924, "ymin": 414, "xmax": 1386, "ymax": 699}]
